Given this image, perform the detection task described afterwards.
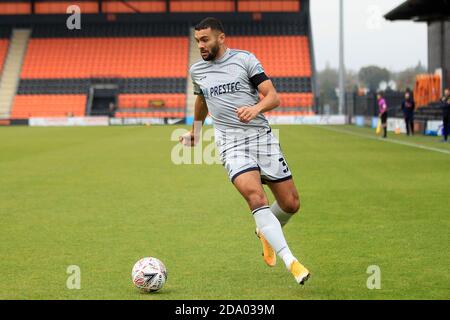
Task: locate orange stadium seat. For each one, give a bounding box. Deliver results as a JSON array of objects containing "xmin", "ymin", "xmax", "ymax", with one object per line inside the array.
[
  {"xmin": 226, "ymin": 36, "xmax": 311, "ymax": 77},
  {"xmin": 21, "ymin": 37, "xmax": 189, "ymax": 79},
  {"xmin": 278, "ymin": 93, "xmax": 314, "ymax": 107},
  {"xmin": 35, "ymin": 1, "xmax": 99, "ymax": 14},
  {"xmin": 414, "ymin": 74, "xmax": 441, "ymax": 108},
  {"xmin": 238, "ymin": 0, "xmax": 300, "ymax": 12},
  {"xmin": 119, "ymin": 94, "xmax": 186, "ymax": 108},
  {"xmin": 11, "ymin": 95, "xmax": 86, "ymax": 118},
  {"xmin": 0, "ymin": 39, "xmax": 9, "ymax": 75},
  {"xmin": 102, "ymin": 1, "xmax": 166, "ymax": 13},
  {"xmin": 259, "ymin": 93, "xmax": 313, "ymax": 108},
  {"xmin": 0, "ymin": 2, "xmax": 31, "ymax": 15},
  {"xmin": 0, "ymin": 1, "xmax": 301, "ymax": 14},
  {"xmin": 170, "ymin": 1, "xmax": 234, "ymax": 12}
]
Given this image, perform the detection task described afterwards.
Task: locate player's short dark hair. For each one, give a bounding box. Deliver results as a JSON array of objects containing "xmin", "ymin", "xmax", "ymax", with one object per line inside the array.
[{"xmin": 195, "ymin": 17, "xmax": 225, "ymax": 33}]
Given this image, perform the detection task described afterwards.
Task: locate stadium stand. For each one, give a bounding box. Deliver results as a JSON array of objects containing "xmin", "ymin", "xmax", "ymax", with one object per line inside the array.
[
  {"xmin": 11, "ymin": 22, "xmax": 189, "ymax": 119},
  {"xmin": 238, "ymin": 0, "xmax": 300, "ymax": 12},
  {"xmin": 102, "ymin": 1, "xmax": 166, "ymax": 13},
  {"xmin": 34, "ymin": 1, "xmax": 99, "ymax": 14},
  {"xmin": 2, "ymin": 0, "xmax": 316, "ymax": 120},
  {"xmin": 0, "ymin": 0, "xmax": 302, "ymax": 15},
  {"xmin": 414, "ymin": 74, "xmax": 442, "ymax": 108},
  {"xmin": 0, "ymin": 2, "xmax": 31, "ymax": 15},
  {"xmin": 0, "ymin": 40, "xmax": 8, "ymax": 76},
  {"xmin": 11, "ymin": 95, "xmax": 86, "ymax": 118},
  {"xmin": 21, "ymin": 37, "xmax": 188, "ymax": 78},
  {"xmin": 170, "ymin": 0, "xmax": 234, "ymax": 12},
  {"xmin": 0, "ymin": 26, "xmax": 10, "ymax": 76}
]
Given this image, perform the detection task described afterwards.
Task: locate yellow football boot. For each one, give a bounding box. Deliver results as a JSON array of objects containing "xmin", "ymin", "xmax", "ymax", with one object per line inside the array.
[
  {"xmin": 290, "ymin": 260, "xmax": 310, "ymax": 285},
  {"xmin": 255, "ymin": 228, "xmax": 276, "ymax": 267}
]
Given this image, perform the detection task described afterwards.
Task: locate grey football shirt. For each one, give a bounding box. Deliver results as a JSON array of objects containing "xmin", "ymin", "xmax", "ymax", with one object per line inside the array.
[{"xmin": 189, "ymin": 48, "xmax": 271, "ymax": 134}]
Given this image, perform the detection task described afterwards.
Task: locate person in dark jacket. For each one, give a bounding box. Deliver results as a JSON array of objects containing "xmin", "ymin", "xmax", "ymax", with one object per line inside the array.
[
  {"xmin": 441, "ymin": 88, "xmax": 450, "ymax": 142},
  {"xmin": 377, "ymin": 93, "xmax": 388, "ymax": 138},
  {"xmin": 401, "ymin": 91, "xmax": 415, "ymax": 136}
]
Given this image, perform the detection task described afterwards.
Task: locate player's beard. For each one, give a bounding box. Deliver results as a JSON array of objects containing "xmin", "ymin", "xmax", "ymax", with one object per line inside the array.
[{"xmin": 202, "ymin": 41, "xmax": 220, "ymax": 61}]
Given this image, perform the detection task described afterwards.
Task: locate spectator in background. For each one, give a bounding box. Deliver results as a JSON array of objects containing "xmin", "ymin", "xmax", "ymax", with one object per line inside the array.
[
  {"xmin": 441, "ymin": 88, "xmax": 450, "ymax": 143},
  {"xmin": 377, "ymin": 92, "xmax": 388, "ymax": 138},
  {"xmin": 109, "ymin": 102, "xmax": 116, "ymax": 117},
  {"xmin": 401, "ymin": 90, "xmax": 415, "ymax": 136}
]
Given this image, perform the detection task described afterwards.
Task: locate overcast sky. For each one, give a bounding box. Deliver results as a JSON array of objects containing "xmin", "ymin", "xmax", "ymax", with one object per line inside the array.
[{"xmin": 310, "ymin": 0, "xmax": 428, "ymax": 72}]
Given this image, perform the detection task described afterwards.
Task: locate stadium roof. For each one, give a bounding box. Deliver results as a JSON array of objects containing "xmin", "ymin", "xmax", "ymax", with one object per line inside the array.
[{"xmin": 384, "ymin": 0, "xmax": 450, "ymax": 21}]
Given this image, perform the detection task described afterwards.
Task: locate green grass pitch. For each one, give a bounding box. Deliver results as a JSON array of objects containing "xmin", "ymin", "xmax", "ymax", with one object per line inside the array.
[{"xmin": 0, "ymin": 125, "xmax": 449, "ymax": 300}]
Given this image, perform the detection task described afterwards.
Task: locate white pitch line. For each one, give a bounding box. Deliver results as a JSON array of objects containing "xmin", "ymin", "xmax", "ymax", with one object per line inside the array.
[{"xmin": 314, "ymin": 126, "xmax": 450, "ymax": 156}]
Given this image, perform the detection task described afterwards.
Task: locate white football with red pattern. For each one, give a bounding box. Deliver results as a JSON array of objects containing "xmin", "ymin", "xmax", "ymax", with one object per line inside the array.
[{"xmin": 132, "ymin": 257, "xmax": 167, "ymax": 292}]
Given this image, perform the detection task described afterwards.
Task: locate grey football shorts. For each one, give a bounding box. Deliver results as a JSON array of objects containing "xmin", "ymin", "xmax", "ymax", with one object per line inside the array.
[{"xmin": 215, "ymin": 127, "xmax": 293, "ymax": 183}]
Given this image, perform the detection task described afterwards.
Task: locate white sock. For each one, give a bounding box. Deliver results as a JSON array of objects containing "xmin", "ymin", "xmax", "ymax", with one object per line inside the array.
[
  {"xmin": 271, "ymin": 201, "xmax": 294, "ymax": 227},
  {"xmin": 252, "ymin": 206, "xmax": 296, "ymax": 270}
]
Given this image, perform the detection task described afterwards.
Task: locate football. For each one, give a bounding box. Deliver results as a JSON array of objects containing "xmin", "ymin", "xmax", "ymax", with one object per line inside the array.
[{"xmin": 132, "ymin": 257, "xmax": 167, "ymax": 292}]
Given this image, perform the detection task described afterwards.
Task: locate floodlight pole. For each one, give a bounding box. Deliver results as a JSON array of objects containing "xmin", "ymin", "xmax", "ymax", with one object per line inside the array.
[{"xmin": 339, "ymin": 0, "xmax": 345, "ymax": 115}]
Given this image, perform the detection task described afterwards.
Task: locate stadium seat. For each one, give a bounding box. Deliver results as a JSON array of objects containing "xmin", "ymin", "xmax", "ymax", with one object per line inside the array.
[
  {"xmin": 11, "ymin": 95, "xmax": 87, "ymax": 118},
  {"xmin": 170, "ymin": 1, "xmax": 234, "ymax": 12},
  {"xmin": 0, "ymin": 2, "xmax": 31, "ymax": 15},
  {"xmin": 278, "ymin": 93, "xmax": 314, "ymax": 108},
  {"xmin": 226, "ymin": 36, "xmax": 311, "ymax": 77},
  {"xmin": 0, "ymin": 39, "xmax": 9, "ymax": 75},
  {"xmin": 35, "ymin": 1, "xmax": 99, "ymax": 14},
  {"xmin": 118, "ymin": 94, "xmax": 186, "ymax": 109},
  {"xmin": 414, "ymin": 74, "xmax": 442, "ymax": 108},
  {"xmin": 102, "ymin": 1, "xmax": 166, "ymax": 13},
  {"xmin": 238, "ymin": 0, "xmax": 300, "ymax": 12},
  {"xmin": 21, "ymin": 37, "xmax": 189, "ymax": 79}
]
